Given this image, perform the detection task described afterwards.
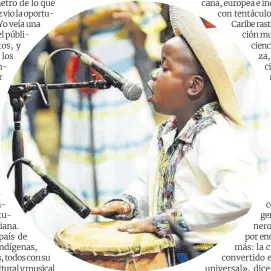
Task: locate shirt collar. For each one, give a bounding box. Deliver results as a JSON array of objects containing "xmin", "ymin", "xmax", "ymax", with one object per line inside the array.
[{"xmin": 158, "ymin": 102, "xmax": 222, "ymax": 146}]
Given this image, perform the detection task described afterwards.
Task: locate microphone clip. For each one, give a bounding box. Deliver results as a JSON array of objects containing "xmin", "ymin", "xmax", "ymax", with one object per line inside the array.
[
  {"xmin": 9, "ymin": 83, "xmax": 49, "ymax": 109},
  {"xmin": 23, "ymin": 187, "xmax": 49, "ymax": 212}
]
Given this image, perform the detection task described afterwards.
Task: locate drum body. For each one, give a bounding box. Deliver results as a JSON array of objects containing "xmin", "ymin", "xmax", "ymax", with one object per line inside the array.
[{"xmin": 54, "ymin": 221, "xmax": 174, "ymax": 271}]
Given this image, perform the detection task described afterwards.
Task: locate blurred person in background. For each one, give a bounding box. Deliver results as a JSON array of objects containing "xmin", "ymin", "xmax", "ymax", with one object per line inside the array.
[{"xmin": 49, "ymin": 2, "xmax": 167, "ymax": 228}]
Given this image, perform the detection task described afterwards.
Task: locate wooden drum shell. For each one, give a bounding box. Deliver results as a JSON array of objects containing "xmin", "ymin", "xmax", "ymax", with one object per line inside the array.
[{"xmin": 55, "ymin": 221, "xmax": 174, "ymax": 271}]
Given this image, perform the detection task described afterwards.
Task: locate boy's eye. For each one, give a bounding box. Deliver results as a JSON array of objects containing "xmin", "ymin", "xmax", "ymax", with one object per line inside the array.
[{"xmin": 160, "ymin": 65, "xmax": 169, "ymax": 72}]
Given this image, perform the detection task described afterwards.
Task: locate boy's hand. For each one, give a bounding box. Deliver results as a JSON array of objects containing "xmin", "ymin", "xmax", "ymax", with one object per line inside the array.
[
  {"xmin": 117, "ymin": 217, "xmax": 155, "ymax": 234},
  {"xmin": 91, "ymin": 201, "xmax": 131, "ymax": 217}
]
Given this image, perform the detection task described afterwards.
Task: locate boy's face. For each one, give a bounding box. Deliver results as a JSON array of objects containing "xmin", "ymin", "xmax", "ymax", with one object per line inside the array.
[{"xmin": 148, "ymin": 36, "xmax": 201, "ymax": 115}]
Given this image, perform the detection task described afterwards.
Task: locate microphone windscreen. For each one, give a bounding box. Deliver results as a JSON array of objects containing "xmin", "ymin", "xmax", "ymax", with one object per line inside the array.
[{"xmin": 122, "ymin": 82, "xmax": 142, "ymax": 101}]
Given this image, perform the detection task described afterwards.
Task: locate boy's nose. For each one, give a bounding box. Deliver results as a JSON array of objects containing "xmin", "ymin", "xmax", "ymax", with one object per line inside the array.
[{"xmin": 151, "ymin": 69, "xmax": 159, "ymax": 81}]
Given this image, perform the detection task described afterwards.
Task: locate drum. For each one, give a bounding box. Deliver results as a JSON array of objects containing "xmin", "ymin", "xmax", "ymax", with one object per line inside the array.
[{"xmin": 54, "ymin": 221, "xmax": 174, "ymax": 271}]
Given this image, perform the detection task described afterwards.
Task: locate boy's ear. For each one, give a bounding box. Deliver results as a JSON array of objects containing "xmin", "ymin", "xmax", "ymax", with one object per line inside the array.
[{"xmin": 187, "ymin": 75, "xmax": 205, "ymax": 97}]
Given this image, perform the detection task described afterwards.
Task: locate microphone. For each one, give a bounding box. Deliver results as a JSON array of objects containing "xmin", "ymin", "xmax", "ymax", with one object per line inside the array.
[
  {"xmin": 27, "ymin": 161, "xmax": 90, "ymax": 218},
  {"xmin": 79, "ymin": 53, "xmax": 143, "ymax": 101}
]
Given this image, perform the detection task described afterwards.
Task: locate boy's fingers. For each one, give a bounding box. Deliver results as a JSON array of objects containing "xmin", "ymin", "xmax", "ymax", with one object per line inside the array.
[
  {"xmin": 91, "ymin": 206, "xmax": 114, "ymax": 215},
  {"xmin": 118, "ymin": 224, "xmax": 143, "ymax": 234},
  {"xmin": 91, "ymin": 201, "xmax": 130, "ymax": 215},
  {"xmin": 90, "ymin": 207, "xmax": 104, "ymax": 215},
  {"xmin": 117, "ymin": 225, "xmax": 128, "ymax": 231},
  {"xmin": 117, "ymin": 222, "xmax": 135, "ymax": 232},
  {"xmin": 127, "ymin": 228, "xmax": 141, "ymax": 234},
  {"xmin": 117, "ymin": 218, "xmax": 155, "ymax": 234}
]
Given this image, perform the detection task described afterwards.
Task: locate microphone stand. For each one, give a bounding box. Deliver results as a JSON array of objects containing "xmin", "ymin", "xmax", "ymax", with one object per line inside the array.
[
  {"xmin": 78, "ymin": 12, "xmax": 99, "ymax": 216},
  {"xmin": 9, "ymin": 85, "xmax": 26, "ymax": 208},
  {"xmin": 8, "ymin": 80, "xmax": 111, "ymax": 208}
]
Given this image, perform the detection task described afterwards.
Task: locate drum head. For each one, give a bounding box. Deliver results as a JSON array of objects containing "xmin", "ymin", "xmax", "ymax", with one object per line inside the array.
[{"xmin": 55, "ymin": 221, "xmax": 174, "ymax": 257}]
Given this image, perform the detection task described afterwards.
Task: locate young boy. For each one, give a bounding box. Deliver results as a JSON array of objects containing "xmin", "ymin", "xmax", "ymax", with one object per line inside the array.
[{"xmin": 91, "ymin": 6, "xmax": 257, "ymax": 256}]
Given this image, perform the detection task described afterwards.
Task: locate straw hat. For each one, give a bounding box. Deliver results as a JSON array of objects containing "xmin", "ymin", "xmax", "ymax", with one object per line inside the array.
[{"xmin": 169, "ymin": 6, "xmax": 244, "ymax": 126}]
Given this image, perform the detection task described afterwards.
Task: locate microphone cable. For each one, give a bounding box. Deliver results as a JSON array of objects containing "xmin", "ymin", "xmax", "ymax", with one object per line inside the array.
[
  {"xmin": 43, "ymin": 48, "xmax": 82, "ymax": 107},
  {"xmin": 7, "ymin": 158, "xmax": 32, "ymax": 179}
]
